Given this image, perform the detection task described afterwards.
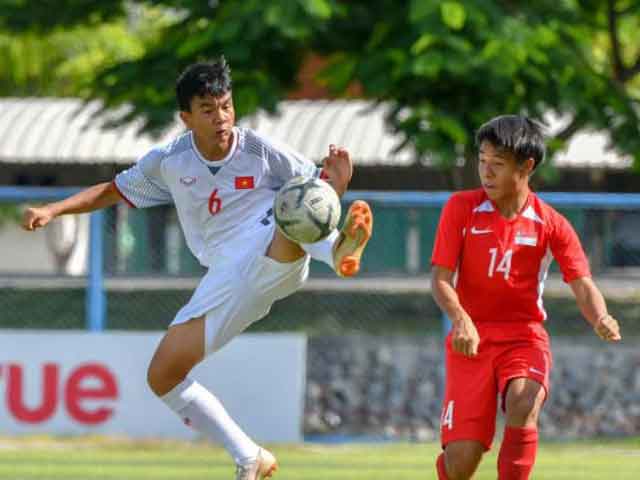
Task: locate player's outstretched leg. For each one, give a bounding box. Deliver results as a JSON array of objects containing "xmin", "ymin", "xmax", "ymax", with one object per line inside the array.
[
  {"xmin": 149, "ymin": 318, "xmax": 277, "ymax": 478},
  {"xmin": 333, "ymin": 200, "xmax": 373, "ymax": 277},
  {"xmin": 235, "ymin": 448, "xmax": 278, "ymax": 480}
]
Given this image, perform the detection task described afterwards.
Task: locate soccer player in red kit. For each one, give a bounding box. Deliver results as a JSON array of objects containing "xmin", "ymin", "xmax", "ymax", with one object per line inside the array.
[{"xmin": 431, "ymin": 115, "xmax": 621, "ymax": 480}]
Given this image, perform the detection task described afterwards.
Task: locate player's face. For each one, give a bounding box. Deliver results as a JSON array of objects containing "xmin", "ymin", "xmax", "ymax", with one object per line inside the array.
[
  {"xmin": 478, "ymin": 141, "xmax": 532, "ymax": 202},
  {"xmin": 181, "ymin": 92, "xmax": 235, "ymax": 150}
]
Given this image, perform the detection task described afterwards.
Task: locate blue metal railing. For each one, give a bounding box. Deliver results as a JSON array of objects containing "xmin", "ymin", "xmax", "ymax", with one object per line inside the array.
[
  {"xmin": 87, "ymin": 210, "xmax": 106, "ymax": 332},
  {"xmin": 0, "ymin": 187, "xmax": 103, "ymax": 331},
  {"xmin": 342, "ymin": 190, "xmax": 640, "ymax": 209},
  {"xmin": 5, "ymin": 186, "xmax": 640, "ymax": 207},
  {"xmin": 4, "ymin": 186, "xmax": 640, "ymax": 333}
]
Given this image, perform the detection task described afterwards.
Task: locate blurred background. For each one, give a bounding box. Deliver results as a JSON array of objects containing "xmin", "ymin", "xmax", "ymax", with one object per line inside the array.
[{"xmin": 1, "ymin": 0, "xmax": 640, "ymax": 457}]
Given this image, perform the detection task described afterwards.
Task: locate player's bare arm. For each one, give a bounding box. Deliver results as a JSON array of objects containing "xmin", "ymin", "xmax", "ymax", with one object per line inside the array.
[
  {"xmin": 569, "ymin": 276, "xmax": 621, "ymax": 342},
  {"xmin": 22, "ymin": 181, "xmax": 122, "ymax": 231},
  {"xmin": 431, "ymin": 265, "xmax": 480, "ymax": 356},
  {"xmin": 321, "ymin": 144, "xmax": 352, "ymax": 197}
]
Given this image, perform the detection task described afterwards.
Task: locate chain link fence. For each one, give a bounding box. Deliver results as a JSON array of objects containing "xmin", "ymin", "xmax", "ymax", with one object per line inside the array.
[{"xmin": 1, "ymin": 190, "xmax": 639, "ymax": 439}]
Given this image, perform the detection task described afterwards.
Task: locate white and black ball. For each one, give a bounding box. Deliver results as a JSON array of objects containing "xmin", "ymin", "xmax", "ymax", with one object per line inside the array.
[{"xmin": 274, "ymin": 176, "xmax": 341, "ymax": 244}]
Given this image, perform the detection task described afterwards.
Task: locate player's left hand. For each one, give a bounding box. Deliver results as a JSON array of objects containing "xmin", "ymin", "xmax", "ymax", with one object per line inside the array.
[
  {"xmin": 322, "ymin": 144, "xmax": 352, "ymax": 197},
  {"xmin": 593, "ymin": 314, "xmax": 621, "ymax": 342}
]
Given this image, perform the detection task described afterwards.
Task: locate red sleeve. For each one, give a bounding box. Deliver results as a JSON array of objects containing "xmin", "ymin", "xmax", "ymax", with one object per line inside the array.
[
  {"xmin": 431, "ymin": 194, "xmax": 467, "ymax": 271},
  {"xmin": 549, "ymin": 211, "xmax": 591, "ymax": 283}
]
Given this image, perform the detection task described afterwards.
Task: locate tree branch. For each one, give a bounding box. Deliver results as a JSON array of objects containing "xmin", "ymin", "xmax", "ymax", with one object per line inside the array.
[
  {"xmin": 607, "ymin": 0, "xmax": 625, "ymax": 82},
  {"xmin": 617, "ymin": 4, "xmax": 640, "ymax": 16},
  {"xmin": 555, "ymin": 117, "xmax": 583, "ymax": 142},
  {"xmin": 620, "ymin": 56, "xmax": 640, "ymax": 83}
]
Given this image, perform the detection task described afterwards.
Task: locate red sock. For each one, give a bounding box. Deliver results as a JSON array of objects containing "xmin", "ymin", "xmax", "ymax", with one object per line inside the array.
[
  {"xmin": 436, "ymin": 453, "xmax": 450, "ymax": 480},
  {"xmin": 498, "ymin": 426, "xmax": 538, "ymax": 480}
]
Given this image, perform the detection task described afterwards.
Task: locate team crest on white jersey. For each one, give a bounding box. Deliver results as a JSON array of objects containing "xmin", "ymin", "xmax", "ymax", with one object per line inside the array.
[{"xmin": 180, "ymin": 176, "xmax": 197, "ymax": 186}]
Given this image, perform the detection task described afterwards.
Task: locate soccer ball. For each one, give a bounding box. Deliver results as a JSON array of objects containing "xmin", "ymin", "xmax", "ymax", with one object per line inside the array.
[{"xmin": 274, "ymin": 176, "xmax": 341, "ymax": 244}]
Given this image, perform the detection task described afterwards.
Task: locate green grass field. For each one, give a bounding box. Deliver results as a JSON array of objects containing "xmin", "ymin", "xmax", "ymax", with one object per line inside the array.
[{"xmin": 1, "ymin": 437, "xmax": 639, "ymax": 479}]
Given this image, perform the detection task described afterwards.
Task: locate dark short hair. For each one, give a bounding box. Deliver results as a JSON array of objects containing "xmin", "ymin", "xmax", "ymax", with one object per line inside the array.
[
  {"xmin": 176, "ymin": 56, "xmax": 232, "ymax": 112},
  {"xmin": 475, "ymin": 115, "xmax": 546, "ymax": 170}
]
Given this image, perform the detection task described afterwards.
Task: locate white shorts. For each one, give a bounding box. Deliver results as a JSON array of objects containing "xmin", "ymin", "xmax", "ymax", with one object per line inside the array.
[{"xmin": 170, "ymin": 249, "xmax": 310, "ymax": 354}]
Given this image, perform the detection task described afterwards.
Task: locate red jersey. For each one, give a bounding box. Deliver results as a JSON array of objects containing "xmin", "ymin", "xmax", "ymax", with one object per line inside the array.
[{"xmin": 431, "ymin": 189, "xmax": 590, "ymax": 324}]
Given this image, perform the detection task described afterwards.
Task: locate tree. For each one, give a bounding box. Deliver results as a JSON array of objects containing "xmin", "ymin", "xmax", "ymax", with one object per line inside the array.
[
  {"xmin": 0, "ymin": 2, "xmax": 181, "ymax": 97},
  {"xmin": 312, "ymin": 0, "xmax": 640, "ymax": 185},
  {"xmin": 87, "ymin": 0, "xmax": 341, "ymax": 131},
  {"xmin": 0, "ymin": 0, "xmax": 338, "ymax": 131},
  {"xmin": 2, "ymin": 0, "xmax": 640, "ymax": 186},
  {"xmin": 0, "ymin": 3, "xmax": 167, "ymax": 225}
]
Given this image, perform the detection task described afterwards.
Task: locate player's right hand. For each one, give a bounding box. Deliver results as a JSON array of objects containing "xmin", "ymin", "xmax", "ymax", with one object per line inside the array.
[
  {"xmin": 451, "ymin": 312, "xmax": 480, "ymax": 357},
  {"xmin": 22, "ymin": 206, "xmax": 54, "ymax": 231},
  {"xmin": 593, "ymin": 314, "xmax": 622, "ymax": 342}
]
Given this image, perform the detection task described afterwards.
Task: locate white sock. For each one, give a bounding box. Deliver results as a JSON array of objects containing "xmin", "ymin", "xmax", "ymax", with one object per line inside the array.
[
  {"xmin": 301, "ymin": 229, "xmax": 339, "ymax": 270},
  {"xmin": 161, "ymin": 378, "xmax": 259, "ymax": 465}
]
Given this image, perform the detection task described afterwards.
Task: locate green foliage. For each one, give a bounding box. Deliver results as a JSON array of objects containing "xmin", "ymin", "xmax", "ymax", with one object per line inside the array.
[
  {"xmin": 80, "ymin": 0, "xmax": 345, "ymax": 132},
  {"xmin": 1, "ymin": 438, "xmax": 640, "ymax": 479},
  {"xmin": 0, "ymin": 0, "xmax": 123, "ymax": 32},
  {"xmin": 0, "ymin": 205, "xmax": 20, "ymax": 228},
  {"xmin": 311, "ymin": 0, "xmax": 640, "ymax": 177},
  {"xmin": 2, "ymin": 0, "xmax": 640, "ymax": 180},
  {"xmin": 0, "ymin": 5, "xmax": 161, "ymax": 97}
]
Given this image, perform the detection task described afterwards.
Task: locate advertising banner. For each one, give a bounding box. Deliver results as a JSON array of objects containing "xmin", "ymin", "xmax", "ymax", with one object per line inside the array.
[{"xmin": 0, "ymin": 331, "xmax": 306, "ymax": 443}]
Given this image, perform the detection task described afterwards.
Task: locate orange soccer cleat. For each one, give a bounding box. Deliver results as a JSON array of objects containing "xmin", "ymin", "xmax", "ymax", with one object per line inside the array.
[
  {"xmin": 235, "ymin": 448, "xmax": 278, "ymax": 480},
  {"xmin": 332, "ymin": 200, "xmax": 373, "ymax": 277}
]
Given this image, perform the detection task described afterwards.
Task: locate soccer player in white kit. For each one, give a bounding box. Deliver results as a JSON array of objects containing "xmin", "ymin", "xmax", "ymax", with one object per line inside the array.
[{"xmin": 22, "ymin": 57, "xmax": 373, "ymax": 479}]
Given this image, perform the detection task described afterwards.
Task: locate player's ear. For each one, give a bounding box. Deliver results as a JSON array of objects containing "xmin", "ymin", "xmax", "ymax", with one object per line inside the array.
[
  {"xmin": 179, "ymin": 110, "xmax": 191, "ymax": 128},
  {"xmin": 521, "ymin": 157, "xmax": 535, "ymax": 176}
]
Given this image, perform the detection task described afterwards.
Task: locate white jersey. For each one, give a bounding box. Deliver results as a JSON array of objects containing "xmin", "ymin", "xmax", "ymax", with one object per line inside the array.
[{"xmin": 114, "ymin": 127, "xmax": 319, "ymax": 267}]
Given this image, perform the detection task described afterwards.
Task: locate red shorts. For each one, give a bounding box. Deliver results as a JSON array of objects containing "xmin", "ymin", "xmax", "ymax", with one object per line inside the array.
[{"xmin": 440, "ymin": 322, "xmax": 552, "ymax": 451}]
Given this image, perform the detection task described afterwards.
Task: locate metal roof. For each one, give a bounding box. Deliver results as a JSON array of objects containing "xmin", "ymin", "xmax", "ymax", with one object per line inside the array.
[
  {"xmin": 0, "ymin": 97, "xmax": 412, "ymax": 166},
  {"xmin": 0, "ymin": 97, "xmax": 632, "ymax": 168},
  {"xmin": 0, "ymin": 97, "xmax": 182, "ymax": 164},
  {"xmin": 551, "ymin": 130, "xmax": 632, "ymax": 169},
  {"xmin": 242, "ymin": 100, "xmax": 413, "ymax": 166}
]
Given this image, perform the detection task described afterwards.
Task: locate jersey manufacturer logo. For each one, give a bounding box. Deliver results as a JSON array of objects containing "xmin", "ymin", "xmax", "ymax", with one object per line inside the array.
[
  {"xmin": 180, "ymin": 176, "xmax": 197, "ymax": 186},
  {"xmin": 471, "ymin": 226, "xmax": 492, "ymax": 235}
]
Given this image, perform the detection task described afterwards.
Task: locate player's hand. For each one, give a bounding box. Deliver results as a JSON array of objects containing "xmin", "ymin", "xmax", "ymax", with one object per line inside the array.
[
  {"xmin": 22, "ymin": 206, "xmax": 55, "ymax": 231},
  {"xmin": 451, "ymin": 312, "xmax": 480, "ymax": 357},
  {"xmin": 593, "ymin": 314, "xmax": 621, "ymax": 342},
  {"xmin": 322, "ymin": 144, "xmax": 353, "ymax": 197}
]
